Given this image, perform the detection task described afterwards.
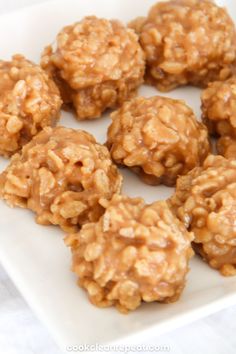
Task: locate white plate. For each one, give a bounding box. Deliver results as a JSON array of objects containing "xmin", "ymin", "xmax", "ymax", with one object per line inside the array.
[{"xmin": 1, "ymin": 0, "xmax": 236, "ymax": 351}]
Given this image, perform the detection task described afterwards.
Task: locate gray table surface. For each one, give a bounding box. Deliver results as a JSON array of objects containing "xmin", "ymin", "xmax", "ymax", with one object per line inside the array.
[{"xmin": 0, "ymin": 1, "xmax": 235, "ymax": 353}]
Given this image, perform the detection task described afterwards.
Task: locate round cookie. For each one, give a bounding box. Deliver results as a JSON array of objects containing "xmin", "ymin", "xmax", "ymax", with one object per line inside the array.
[
  {"xmin": 0, "ymin": 54, "xmax": 61, "ymax": 157},
  {"xmin": 130, "ymin": 0, "xmax": 236, "ymax": 91},
  {"xmin": 41, "ymin": 16, "xmax": 145, "ymax": 120},
  {"xmin": 0, "ymin": 126, "xmax": 122, "ymax": 232},
  {"xmin": 66, "ymin": 194, "xmax": 193, "ymax": 312},
  {"xmin": 201, "ymin": 76, "xmax": 236, "ymax": 137},
  {"xmin": 107, "ymin": 96, "xmax": 210, "ymax": 186},
  {"xmin": 171, "ymin": 155, "xmax": 236, "ymax": 276}
]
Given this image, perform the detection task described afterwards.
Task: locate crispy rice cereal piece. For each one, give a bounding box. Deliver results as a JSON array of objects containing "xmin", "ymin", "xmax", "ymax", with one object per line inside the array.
[
  {"xmin": 65, "ymin": 195, "xmax": 193, "ymax": 313},
  {"xmin": 201, "ymin": 77, "xmax": 236, "ymax": 137},
  {"xmin": 0, "ymin": 126, "xmax": 122, "ymax": 232},
  {"xmin": 128, "ymin": 17, "xmax": 146, "ymax": 35},
  {"xmin": 130, "ymin": 0, "xmax": 236, "ymax": 91},
  {"xmin": 0, "ymin": 54, "xmax": 62, "ymax": 157},
  {"xmin": 170, "ymin": 155, "xmax": 236, "ymax": 276},
  {"xmin": 217, "ymin": 136, "xmax": 236, "ymax": 159},
  {"xmin": 41, "ymin": 16, "xmax": 145, "ymax": 120},
  {"xmin": 107, "ymin": 96, "xmax": 210, "ymax": 186}
]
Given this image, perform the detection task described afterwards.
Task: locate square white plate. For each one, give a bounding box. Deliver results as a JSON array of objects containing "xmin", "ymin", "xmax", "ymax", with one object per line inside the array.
[{"xmin": 1, "ymin": 0, "xmax": 236, "ymax": 352}]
